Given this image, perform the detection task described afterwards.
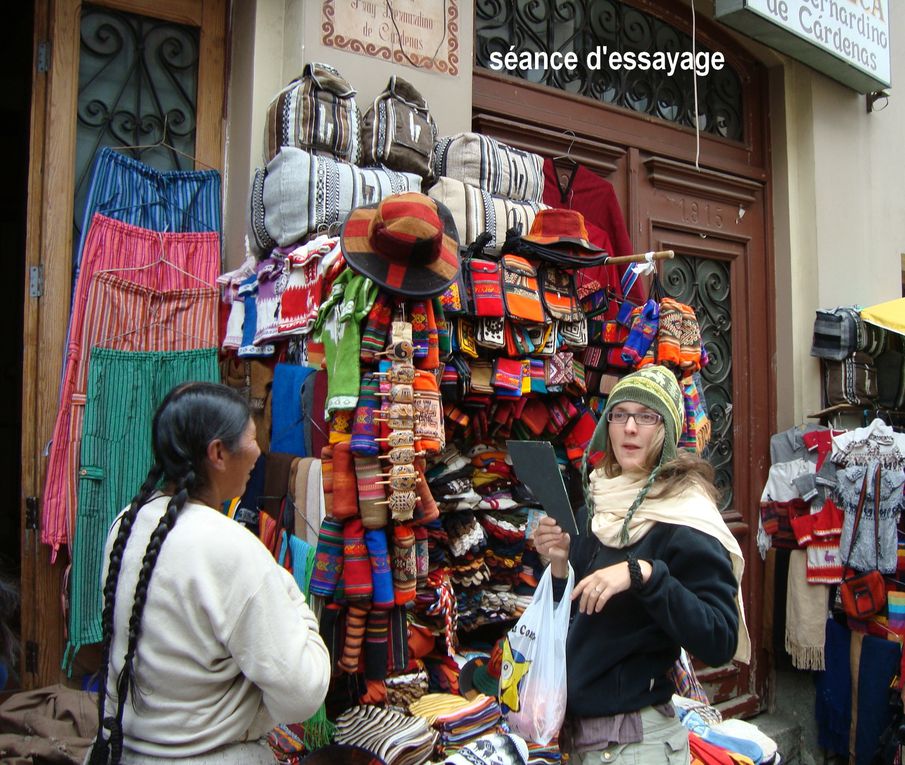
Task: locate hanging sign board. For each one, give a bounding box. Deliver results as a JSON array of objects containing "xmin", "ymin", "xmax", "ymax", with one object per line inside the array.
[{"xmin": 715, "ymin": 0, "xmax": 890, "ymax": 93}]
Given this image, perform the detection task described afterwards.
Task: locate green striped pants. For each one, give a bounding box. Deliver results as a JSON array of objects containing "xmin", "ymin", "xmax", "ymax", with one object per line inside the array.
[{"xmin": 65, "ymin": 347, "xmax": 219, "ymax": 669}]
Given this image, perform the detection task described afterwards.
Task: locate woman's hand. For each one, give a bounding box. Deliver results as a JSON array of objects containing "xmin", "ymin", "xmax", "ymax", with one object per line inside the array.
[
  {"xmin": 534, "ymin": 516, "xmax": 571, "ymax": 578},
  {"xmin": 572, "ymin": 559, "xmax": 652, "ymax": 615}
]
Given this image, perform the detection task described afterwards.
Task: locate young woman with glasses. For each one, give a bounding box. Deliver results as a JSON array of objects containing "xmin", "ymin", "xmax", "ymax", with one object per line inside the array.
[{"xmin": 534, "ymin": 365, "xmax": 749, "ymax": 764}]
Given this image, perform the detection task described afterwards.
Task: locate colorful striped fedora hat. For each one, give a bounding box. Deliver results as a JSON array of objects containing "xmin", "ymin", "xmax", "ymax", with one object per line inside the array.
[{"xmin": 341, "ymin": 192, "xmax": 461, "ymax": 297}]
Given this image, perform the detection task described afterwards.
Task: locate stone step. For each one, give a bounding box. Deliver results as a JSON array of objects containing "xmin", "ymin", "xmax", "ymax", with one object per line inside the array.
[{"xmin": 747, "ymin": 713, "xmax": 802, "ymax": 764}]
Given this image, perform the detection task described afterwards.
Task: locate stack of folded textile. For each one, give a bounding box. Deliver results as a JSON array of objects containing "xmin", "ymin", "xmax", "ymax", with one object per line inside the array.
[{"xmin": 334, "ymin": 705, "xmax": 438, "ymax": 765}]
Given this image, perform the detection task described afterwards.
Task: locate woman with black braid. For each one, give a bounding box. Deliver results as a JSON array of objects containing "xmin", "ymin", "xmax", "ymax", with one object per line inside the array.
[
  {"xmin": 87, "ymin": 382, "xmax": 330, "ymax": 765},
  {"xmin": 533, "ymin": 366, "xmax": 750, "ymax": 764}
]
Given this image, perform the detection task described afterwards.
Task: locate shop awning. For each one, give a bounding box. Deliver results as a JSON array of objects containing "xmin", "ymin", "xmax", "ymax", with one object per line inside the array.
[{"xmin": 860, "ymin": 298, "xmax": 905, "ymax": 336}]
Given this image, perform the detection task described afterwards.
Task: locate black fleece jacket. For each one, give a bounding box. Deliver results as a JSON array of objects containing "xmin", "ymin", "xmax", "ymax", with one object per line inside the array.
[{"xmin": 551, "ymin": 521, "xmax": 739, "ymax": 719}]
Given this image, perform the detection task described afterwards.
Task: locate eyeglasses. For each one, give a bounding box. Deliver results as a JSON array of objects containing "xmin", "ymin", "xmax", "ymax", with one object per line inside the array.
[{"xmin": 606, "ymin": 410, "xmax": 663, "ymax": 427}]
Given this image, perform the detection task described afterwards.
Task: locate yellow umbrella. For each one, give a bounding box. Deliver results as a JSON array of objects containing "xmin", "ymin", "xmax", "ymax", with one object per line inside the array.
[{"xmin": 860, "ymin": 297, "xmax": 905, "ymax": 336}]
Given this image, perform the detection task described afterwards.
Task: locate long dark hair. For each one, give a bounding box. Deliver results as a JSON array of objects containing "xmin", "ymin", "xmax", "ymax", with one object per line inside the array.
[{"xmin": 88, "ymin": 382, "xmax": 251, "ymax": 765}]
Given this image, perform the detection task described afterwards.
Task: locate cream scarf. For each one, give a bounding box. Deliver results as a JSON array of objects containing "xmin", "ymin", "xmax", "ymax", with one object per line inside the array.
[{"xmin": 590, "ymin": 469, "xmax": 752, "ymax": 664}]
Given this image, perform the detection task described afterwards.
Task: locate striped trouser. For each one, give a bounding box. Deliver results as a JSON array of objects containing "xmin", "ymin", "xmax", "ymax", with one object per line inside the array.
[
  {"xmin": 66, "ymin": 347, "xmax": 220, "ymax": 665},
  {"xmin": 74, "ymin": 147, "xmax": 221, "ymax": 283},
  {"xmin": 42, "ymin": 215, "xmax": 220, "ymax": 558}
]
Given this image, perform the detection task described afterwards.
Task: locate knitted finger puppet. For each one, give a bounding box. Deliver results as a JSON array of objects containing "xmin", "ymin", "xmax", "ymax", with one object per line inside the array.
[
  {"xmin": 392, "ymin": 524, "xmax": 418, "ymax": 605},
  {"xmin": 350, "ymin": 373, "xmax": 380, "ymax": 457},
  {"xmin": 309, "ymin": 516, "xmax": 345, "ymax": 598},
  {"xmin": 355, "ymin": 456, "xmax": 389, "ymax": 529}
]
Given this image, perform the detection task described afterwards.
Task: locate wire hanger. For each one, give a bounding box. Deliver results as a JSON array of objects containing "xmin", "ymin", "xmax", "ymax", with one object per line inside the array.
[
  {"xmin": 95, "ymin": 230, "xmax": 212, "ymax": 288},
  {"xmin": 109, "ymin": 112, "xmax": 218, "ymax": 171},
  {"xmin": 99, "ymin": 314, "xmax": 213, "ymax": 349},
  {"xmin": 553, "ymin": 129, "xmax": 578, "ymax": 165}
]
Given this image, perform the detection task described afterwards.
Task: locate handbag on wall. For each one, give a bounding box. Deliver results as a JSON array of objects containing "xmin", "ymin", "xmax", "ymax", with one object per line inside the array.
[
  {"xmin": 427, "ymin": 176, "xmax": 547, "ymax": 253},
  {"xmin": 263, "ymin": 62, "xmax": 362, "ymax": 164},
  {"xmin": 432, "ymin": 132, "xmax": 545, "ymax": 203},
  {"xmin": 361, "ymin": 76, "xmax": 438, "ymax": 178}
]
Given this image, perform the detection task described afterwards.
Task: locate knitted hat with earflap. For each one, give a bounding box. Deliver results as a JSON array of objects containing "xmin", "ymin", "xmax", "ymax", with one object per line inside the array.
[{"xmin": 581, "ymin": 365, "xmax": 685, "ymax": 543}]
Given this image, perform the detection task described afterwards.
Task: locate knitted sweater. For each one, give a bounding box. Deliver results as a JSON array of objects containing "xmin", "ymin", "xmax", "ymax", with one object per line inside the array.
[
  {"xmin": 102, "ymin": 496, "xmax": 331, "ymax": 758},
  {"xmin": 552, "ymin": 521, "xmax": 738, "ymax": 719}
]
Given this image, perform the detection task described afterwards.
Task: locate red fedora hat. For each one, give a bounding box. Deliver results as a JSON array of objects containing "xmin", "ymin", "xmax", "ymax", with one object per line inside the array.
[
  {"xmin": 522, "ymin": 208, "xmax": 604, "ymax": 254},
  {"xmin": 341, "ymin": 192, "xmax": 461, "ymax": 298}
]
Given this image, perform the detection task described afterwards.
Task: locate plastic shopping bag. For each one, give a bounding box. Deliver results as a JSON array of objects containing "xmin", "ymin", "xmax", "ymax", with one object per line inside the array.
[{"xmin": 500, "ymin": 564, "xmax": 574, "ymax": 745}]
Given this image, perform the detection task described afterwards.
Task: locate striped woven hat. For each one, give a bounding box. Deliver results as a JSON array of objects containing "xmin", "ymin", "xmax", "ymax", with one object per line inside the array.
[{"xmin": 341, "ymin": 192, "xmax": 460, "ymax": 297}]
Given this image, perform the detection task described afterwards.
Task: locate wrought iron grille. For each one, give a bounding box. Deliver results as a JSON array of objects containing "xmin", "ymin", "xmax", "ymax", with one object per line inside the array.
[
  {"xmin": 73, "ymin": 5, "xmax": 200, "ymax": 256},
  {"xmin": 475, "ymin": 0, "xmax": 744, "ymax": 141},
  {"xmin": 661, "ymin": 255, "xmax": 733, "ymax": 512}
]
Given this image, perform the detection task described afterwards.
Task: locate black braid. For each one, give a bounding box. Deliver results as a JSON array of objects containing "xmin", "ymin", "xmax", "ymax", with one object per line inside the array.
[
  {"xmin": 87, "ymin": 464, "xmax": 162, "ymax": 765},
  {"xmin": 108, "ymin": 471, "xmax": 195, "ymax": 762}
]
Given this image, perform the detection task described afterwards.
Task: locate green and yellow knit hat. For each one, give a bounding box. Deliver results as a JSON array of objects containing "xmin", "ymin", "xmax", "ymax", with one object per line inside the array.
[{"xmin": 585, "ymin": 365, "xmax": 685, "ymax": 473}]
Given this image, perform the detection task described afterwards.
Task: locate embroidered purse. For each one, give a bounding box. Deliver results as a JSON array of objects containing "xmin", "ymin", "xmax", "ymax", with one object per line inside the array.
[
  {"xmin": 501, "ymin": 255, "xmax": 545, "ymax": 324},
  {"xmin": 466, "ymin": 258, "xmax": 506, "ymax": 318},
  {"xmin": 840, "ymin": 467, "xmax": 887, "ymax": 620},
  {"xmin": 539, "ymin": 266, "xmax": 582, "ymax": 323}
]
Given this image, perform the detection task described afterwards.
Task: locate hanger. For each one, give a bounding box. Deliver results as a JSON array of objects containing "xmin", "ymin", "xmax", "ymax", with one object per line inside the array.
[
  {"xmin": 95, "ymin": 230, "xmax": 212, "ymax": 288},
  {"xmin": 109, "ymin": 112, "xmax": 218, "ymax": 171},
  {"xmin": 552, "ymin": 130, "xmax": 580, "ymax": 200},
  {"xmin": 99, "ymin": 316, "xmax": 213, "ymax": 349},
  {"xmin": 553, "ymin": 129, "xmax": 578, "ymax": 166}
]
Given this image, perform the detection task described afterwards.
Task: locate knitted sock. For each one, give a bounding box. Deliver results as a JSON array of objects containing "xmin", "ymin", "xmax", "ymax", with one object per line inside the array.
[
  {"xmin": 679, "ymin": 302, "xmax": 704, "ymax": 371},
  {"xmin": 413, "ymin": 526, "xmax": 429, "ymax": 588},
  {"xmin": 339, "ymin": 604, "xmax": 370, "ymax": 674},
  {"xmin": 413, "ymin": 370, "xmax": 444, "ymax": 455},
  {"xmin": 355, "ymin": 456, "xmax": 388, "ymax": 529},
  {"xmin": 309, "ymin": 517, "xmax": 345, "ymax": 598},
  {"xmin": 657, "ymin": 297, "xmax": 683, "ymax": 368},
  {"xmin": 392, "ymin": 524, "xmax": 417, "ymax": 606},
  {"xmin": 342, "ymin": 518, "xmax": 373, "ymax": 604},
  {"xmin": 320, "ymin": 445, "xmax": 334, "ymax": 518},
  {"xmin": 410, "ymin": 300, "xmax": 429, "ymax": 359},
  {"xmin": 329, "ymin": 409, "xmax": 354, "ymax": 444},
  {"xmin": 360, "ymin": 291, "xmax": 393, "ymax": 363},
  {"xmin": 364, "ymin": 609, "xmax": 390, "ymax": 681},
  {"xmin": 331, "ymin": 442, "xmax": 359, "ymax": 520},
  {"xmin": 365, "ymin": 528, "xmax": 395, "ymax": 609},
  {"xmin": 415, "ymin": 299, "xmax": 440, "ymax": 370},
  {"xmin": 621, "ymin": 299, "xmax": 660, "ymax": 366},
  {"xmin": 412, "ymin": 458, "xmax": 439, "ymax": 525},
  {"xmin": 351, "ymin": 373, "xmax": 380, "ymax": 457}
]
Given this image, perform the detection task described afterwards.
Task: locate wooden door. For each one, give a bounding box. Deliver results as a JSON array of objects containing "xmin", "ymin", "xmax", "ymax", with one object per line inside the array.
[
  {"xmin": 472, "ymin": 0, "xmax": 773, "ymax": 713},
  {"xmin": 21, "ymin": 0, "xmax": 226, "ymax": 687}
]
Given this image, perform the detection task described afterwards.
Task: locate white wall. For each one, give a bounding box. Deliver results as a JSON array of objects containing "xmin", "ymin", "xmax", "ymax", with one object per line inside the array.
[{"xmin": 772, "ymin": 3, "xmax": 905, "ymax": 425}]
